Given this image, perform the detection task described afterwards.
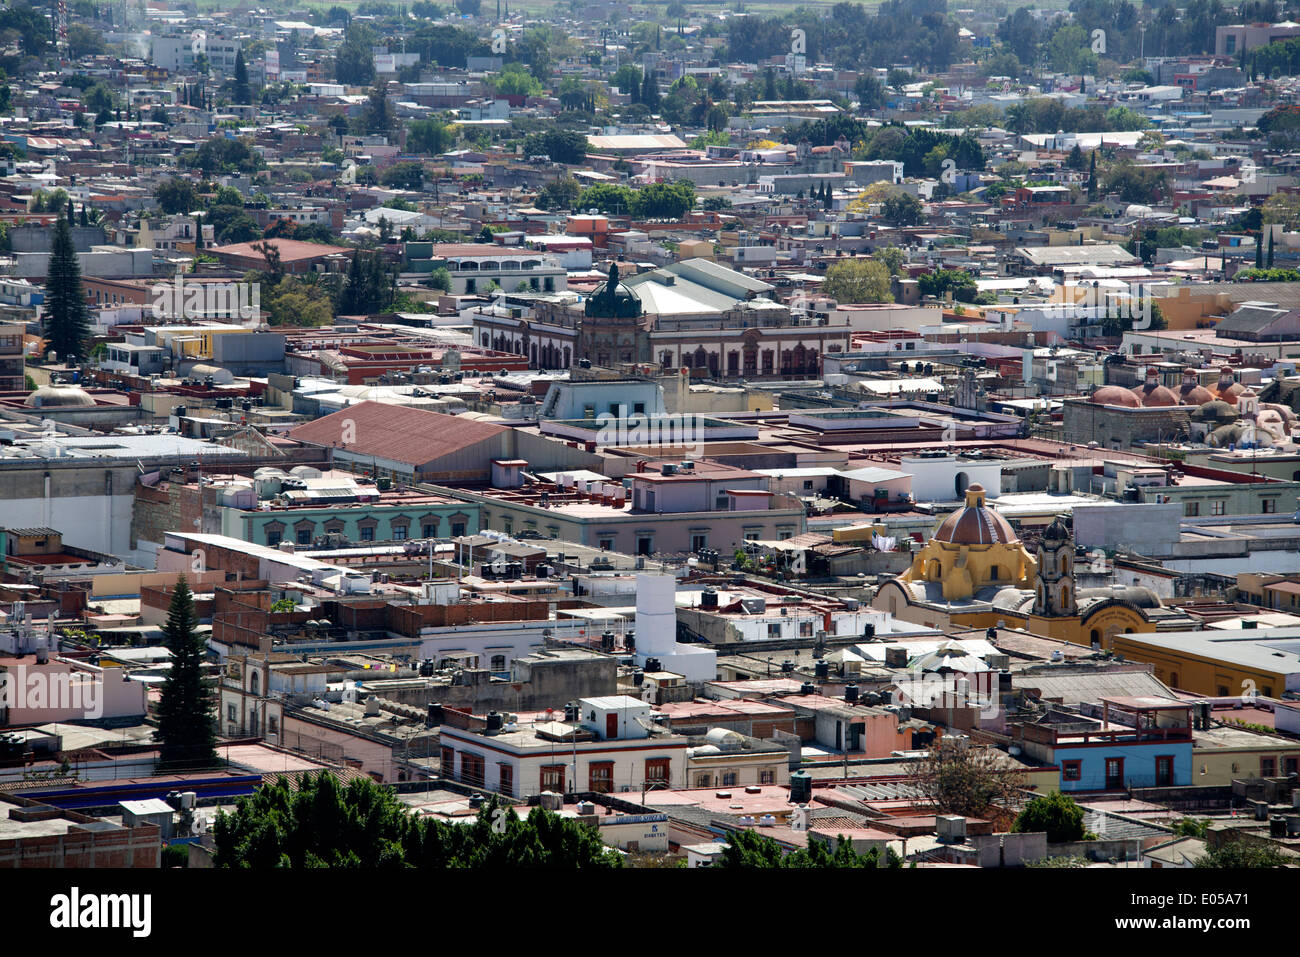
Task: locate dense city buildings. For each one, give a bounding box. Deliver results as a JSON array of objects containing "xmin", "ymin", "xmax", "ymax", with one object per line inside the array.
[{"xmin": 0, "ymin": 1, "xmax": 1295, "ymax": 905}]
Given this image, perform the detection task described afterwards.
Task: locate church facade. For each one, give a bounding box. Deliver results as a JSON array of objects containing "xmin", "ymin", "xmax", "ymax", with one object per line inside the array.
[{"xmin": 873, "ymin": 486, "xmax": 1187, "ymax": 646}]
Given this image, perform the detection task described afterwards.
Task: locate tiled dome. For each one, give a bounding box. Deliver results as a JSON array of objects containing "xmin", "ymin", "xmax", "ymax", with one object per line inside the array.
[{"xmin": 932, "ymin": 484, "xmax": 1019, "ymax": 546}]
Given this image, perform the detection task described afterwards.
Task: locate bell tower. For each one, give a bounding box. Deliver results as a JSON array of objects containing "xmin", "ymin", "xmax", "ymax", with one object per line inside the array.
[{"xmin": 1034, "ymin": 517, "xmax": 1076, "ymax": 618}]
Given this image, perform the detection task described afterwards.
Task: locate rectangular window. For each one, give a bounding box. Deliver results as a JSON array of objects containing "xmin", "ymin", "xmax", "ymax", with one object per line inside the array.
[
  {"xmin": 540, "ymin": 764, "xmax": 566, "ymax": 793},
  {"xmin": 1184, "ymin": 501, "xmax": 1199, "ymax": 517},
  {"xmin": 589, "ymin": 761, "xmax": 614, "ymax": 794},
  {"xmin": 1062, "ymin": 760, "xmax": 1081, "ymax": 782},
  {"xmin": 267, "ymin": 532, "xmax": 282, "ymax": 546},
  {"xmin": 767, "ymin": 623, "xmax": 781, "ymax": 638},
  {"xmin": 692, "ymin": 534, "xmax": 708, "ymax": 553},
  {"xmin": 1261, "ymin": 756, "xmax": 1277, "ymax": 777},
  {"xmin": 227, "ymin": 704, "xmax": 237, "ymax": 722},
  {"xmin": 1155, "ymin": 755, "xmax": 1174, "ymax": 788},
  {"xmin": 451, "ymin": 522, "xmax": 466, "ymax": 537},
  {"xmin": 759, "ymin": 769, "xmax": 775, "ymax": 785},
  {"xmin": 297, "ymin": 529, "xmax": 312, "ymax": 545},
  {"xmin": 1286, "ymin": 757, "xmax": 1298, "ymax": 776},
  {"xmin": 461, "ymin": 753, "xmax": 485, "ymax": 787},
  {"xmin": 392, "ymin": 524, "xmax": 408, "ymax": 540},
  {"xmin": 1262, "ymin": 499, "xmax": 1277, "ymax": 513},
  {"xmin": 1210, "ymin": 500, "xmax": 1226, "ymax": 516},
  {"xmin": 423, "ymin": 523, "xmax": 437, "ymax": 538},
  {"xmin": 598, "ymin": 538, "xmax": 614, "ymax": 551},
  {"xmin": 799, "ymin": 621, "xmax": 814, "ymax": 637},
  {"xmin": 721, "ymin": 771, "xmax": 737, "ymax": 787},
  {"xmin": 360, "ymin": 526, "xmax": 375, "ymax": 541},
  {"xmin": 1105, "ymin": 757, "xmax": 1124, "ymax": 789},
  {"xmin": 645, "ymin": 758, "xmax": 670, "ymax": 787},
  {"xmin": 498, "ymin": 763, "xmax": 514, "ymax": 797}
]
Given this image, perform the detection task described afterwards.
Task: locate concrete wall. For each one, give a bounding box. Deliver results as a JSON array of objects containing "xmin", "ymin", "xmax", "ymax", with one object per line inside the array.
[{"xmin": 1073, "ymin": 503, "xmax": 1182, "ymax": 555}]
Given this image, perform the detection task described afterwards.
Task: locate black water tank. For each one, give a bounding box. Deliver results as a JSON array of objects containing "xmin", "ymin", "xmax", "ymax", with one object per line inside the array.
[
  {"xmin": 632, "ymin": 670, "xmax": 644, "ymax": 687},
  {"xmin": 844, "ymin": 684, "xmax": 860, "ymax": 704},
  {"xmin": 485, "ymin": 711, "xmax": 503, "ymax": 732},
  {"xmin": 862, "ymin": 622, "xmax": 875, "ymax": 638},
  {"xmin": 427, "ymin": 702, "xmax": 443, "ymax": 725},
  {"xmin": 469, "ymin": 793, "xmax": 485, "ymax": 809},
  {"xmin": 800, "ymin": 682, "xmax": 816, "ymax": 695},
  {"xmin": 645, "ymin": 657, "xmax": 661, "ymax": 672},
  {"xmin": 702, "ymin": 588, "xmax": 718, "ymax": 609},
  {"xmin": 790, "ymin": 770, "xmax": 812, "ymax": 803},
  {"xmin": 626, "ymin": 632, "xmax": 635, "ymax": 652},
  {"xmin": 814, "ymin": 660, "xmax": 829, "ymax": 680}
]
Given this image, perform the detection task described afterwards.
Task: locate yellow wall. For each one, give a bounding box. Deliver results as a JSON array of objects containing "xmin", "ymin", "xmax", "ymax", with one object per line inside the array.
[
  {"xmin": 1193, "ymin": 740, "xmax": 1300, "ymax": 787},
  {"xmin": 1108, "ymin": 634, "xmax": 1289, "ymax": 698},
  {"xmin": 1151, "ymin": 287, "xmax": 1236, "ymax": 332}
]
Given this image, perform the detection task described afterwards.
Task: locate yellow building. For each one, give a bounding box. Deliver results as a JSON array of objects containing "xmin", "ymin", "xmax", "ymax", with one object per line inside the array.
[
  {"xmin": 873, "ymin": 488, "xmax": 1186, "ymax": 645},
  {"xmin": 1107, "ymin": 628, "xmax": 1300, "ymax": 700}
]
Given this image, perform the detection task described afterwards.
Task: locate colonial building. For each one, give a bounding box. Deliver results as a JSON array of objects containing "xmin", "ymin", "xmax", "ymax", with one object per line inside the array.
[
  {"xmin": 873, "ymin": 489, "xmax": 1193, "ymax": 645},
  {"xmin": 493, "ymin": 259, "xmax": 850, "ymax": 378}
]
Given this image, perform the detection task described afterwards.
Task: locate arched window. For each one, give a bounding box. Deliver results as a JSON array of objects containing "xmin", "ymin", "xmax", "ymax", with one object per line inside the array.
[
  {"xmin": 250, "ymin": 671, "xmax": 259, "ymax": 695},
  {"xmin": 989, "ymin": 565, "xmax": 1000, "ymax": 581}
]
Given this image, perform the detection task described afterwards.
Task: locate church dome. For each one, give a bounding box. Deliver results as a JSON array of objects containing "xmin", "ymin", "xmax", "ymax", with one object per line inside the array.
[
  {"xmin": 1213, "ymin": 365, "xmax": 1245, "ymax": 402},
  {"xmin": 1192, "ymin": 399, "xmax": 1237, "ymax": 423},
  {"xmin": 1089, "ymin": 385, "xmax": 1141, "ymax": 408},
  {"xmin": 932, "ymin": 484, "xmax": 1019, "ymax": 546},
  {"xmin": 24, "ymin": 385, "xmax": 95, "ymax": 409},
  {"xmin": 1133, "ymin": 367, "xmax": 1179, "ymax": 407},
  {"xmin": 1177, "ymin": 369, "xmax": 1215, "ymax": 405},
  {"xmin": 1041, "ymin": 516, "xmax": 1070, "ymax": 542}
]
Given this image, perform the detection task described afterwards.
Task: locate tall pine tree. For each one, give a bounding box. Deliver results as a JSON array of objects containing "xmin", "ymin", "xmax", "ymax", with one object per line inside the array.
[
  {"xmin": 156, "ymin": 577, "xmax": 218, "ymax": 771},
  {"xmin": 1268, "ymin": 231, "xmax": 1275, "ymax": 269},
  {"xmin": 44, "ymin": 217, "xmax": 90, "ymax": 362},
  {"xmin": 233, "ymin": 49, "xmax": 252, "ymax": 105}
]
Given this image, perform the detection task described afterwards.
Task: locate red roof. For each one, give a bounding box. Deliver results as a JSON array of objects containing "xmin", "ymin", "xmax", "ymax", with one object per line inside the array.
[
  {"xmin": 210, "ymin": 237, "xmax": 352, "ymax": 263},
  {"xmin": 287, "ymin": 401, "xmax": 506, "ymax": 467}
]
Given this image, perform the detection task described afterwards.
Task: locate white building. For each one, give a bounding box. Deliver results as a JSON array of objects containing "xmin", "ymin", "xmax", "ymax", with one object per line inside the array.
[{"xmin": 438, "ymin": 695, "xmax": 690, "ymax": 797}]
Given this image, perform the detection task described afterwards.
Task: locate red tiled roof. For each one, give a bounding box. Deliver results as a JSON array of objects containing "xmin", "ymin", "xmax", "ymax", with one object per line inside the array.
[{"xmin": 287, "ymin": 401, "xmax": 506, "ymax": 467}]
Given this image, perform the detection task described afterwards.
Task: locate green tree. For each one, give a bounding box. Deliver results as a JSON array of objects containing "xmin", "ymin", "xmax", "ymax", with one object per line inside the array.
[
  {"xmin": 214, "ymin": 777, "xmax": 622, "ymax": 868},
  {"xmin": 522, "ymin": 129, "xmax": 587, "ymax": 165},
  {"xmin": 873, "ymin": 245, "xmax": 906, "ymax": 276},
  {"xmin": 233, "ymin": 49, "xmax": 253, "ymax": 104},
  {"xmin": 1195, "ymin": 841, "xmax": 1292, "ymax": 868},
  {"xmin": 1012, "ymin": 792, "xmax": 1086, "ymax": 843},
  {"xmin": 155, "ymin": 577, "xmax": 218, "ymax": 771},
  {"xmin": 821, "ymin": 258, "xmax": 893, "ymax": 304},
  {"xmin": 365, "ymin": 77, "xmax": 393, "ymax": 134},
  {"xmin": 155, "ymin": 177, "xmax": 200, "ymax": 215},
  {"xmin": 406, "ymin": 118, "xmax": 457, "ymax": 155},
  {"xmin": 336, "ymin": 22, "xmax": 377, "ymax": 85},
  {"xmin": 43, "ymin": 217, "xmax": 91, "ymax": 362},
  {"xmin": 536, "ymin": 176, "xmax": 581, "ymax": 210},
  {"xmin": 882, "ymin": 192, "xmax": 924, "ymax": 226},
  {"xmin": 717, "ymin": 828, "xmax": 902, "ymax": 868}
]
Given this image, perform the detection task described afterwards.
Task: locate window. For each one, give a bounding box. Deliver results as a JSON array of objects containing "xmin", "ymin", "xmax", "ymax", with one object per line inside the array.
[
  {"xmin": 645, "ymin": 758, "xmax": 670, "ymax": 787},
  {"xmin": 759, "ymin": 769, "xmax": 775, "ymax": 785},
  {"xmin": 799, "ymin": 621, "xmax": 814, "ymax": 637},
  {"xmin": 692, "ymin": 534, "xmax": 708, "ymax": 553},
  {"xmin": 451, "ymin": 522, "xmax": 466, "ymax": 537},
  {"xmin": 267, "ymin": 531, "xmax": 282, "ymax": 546},
  {"xmin": 498, "ymin": 764, "xmax": 514, "ymax": 797},
  {"xmin": 1286, "ymin": 757, "xmax": 1298, "ymax": 776},
  {"xmin": 461, "ymin": 753, "xmax": 485, "ymax": 787},
  {"xmin": 598, "ymin": 538, "xmax": 614, "ymax": 551},
  {"xmin": 1062, "ymin": 760, "xmax": 1081, "ymax": 782},
  {"xmin": 297, "ymin": 528, "xmax": 312, "ymax": 545},
  {"xmin": 637, "ymin": 536, "xmax": 653, "ymax": 556},
  {"xmin": 589, "ymin": 761, "xmax": 614, "ymax": 794},
  {"xmin": 540, "ymin": 764, "xmax": 565, "ymax": 793},
  {"xmin": 422, "ymin": 523, "xmax": 437, "ymax": 538},
  {"xmin": 1261, "ymin": 757, "xmax": 1277, "ymax": 777},
  {"xmin": 1184, "ymin": 501, "xmax": 1199, "ymax": 517},
  {"xmin": 767, "ymin": 623, "xmax": 781, "ymax": 638},
  {"xmin": 1210, "ymin": 500, "xmax": 1226, "ymax": 516},
  {"xmin": 227, "ymin": 704, "xmax": 237, "ymax": 722},
  {"xmin": 1263, "ymin": 498, "xmax": 1277, "ymax": 514},
  {"xmin": 721, "ymin": 771, "xmax": 737, "ymax": 787},
  {"xmin": 696, "ymin": 773, "xmax": 713, "ymax": 787},
  {"xmin": 1155, "ymin": 755, "xmax": 1174, "ymax": 788},
  {"xmin": 392, "ymin": 524, "xmax": 408, "ymax": 540},
  {"xmin": 803, "ymin": 480, "xmax": 814, "ymax": 490},
  {"xmin": 1105, "ymin": 757, "xmax": 1124, "ymax": 789},
  {"xmin": 490, "ymin": 654, "xmax": 506, "ymax": 671}
]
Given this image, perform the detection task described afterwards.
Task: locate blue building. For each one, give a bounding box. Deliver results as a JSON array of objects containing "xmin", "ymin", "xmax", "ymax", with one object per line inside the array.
[{"xmin": 1013, "ymin": 696, "xmax": 1194, "ymax": 793}]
